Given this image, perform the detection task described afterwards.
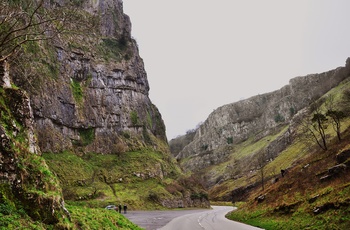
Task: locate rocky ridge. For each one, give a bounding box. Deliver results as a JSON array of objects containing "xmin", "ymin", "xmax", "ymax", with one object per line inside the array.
[{"xmin": 176, "ymin": 59, "xmax": 350, "ymax": 173}]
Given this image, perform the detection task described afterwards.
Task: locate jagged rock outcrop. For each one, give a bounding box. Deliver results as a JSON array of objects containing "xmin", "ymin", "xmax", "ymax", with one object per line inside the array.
[
  {"xmin": 13, "ymin": 0, "xmax": 166, "ymax": 154},
  {"xmin": 176, "ymin": 58, "xmax": 350, "ymax": 172},
  {"xmin": 0, "ymin": 87, "xmax": 68, "ymax": 224}
]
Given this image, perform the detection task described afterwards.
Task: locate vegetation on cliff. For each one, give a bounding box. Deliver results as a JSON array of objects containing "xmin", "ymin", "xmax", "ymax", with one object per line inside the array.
[{"xmin": 0, "ymin": 87, "xmax": 68, "ymax": 228}]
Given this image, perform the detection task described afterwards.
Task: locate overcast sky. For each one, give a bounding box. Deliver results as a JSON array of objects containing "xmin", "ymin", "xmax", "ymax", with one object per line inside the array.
[{"xmin": 123, "ymin": 0, "xmax": 350, "ymax": 140}]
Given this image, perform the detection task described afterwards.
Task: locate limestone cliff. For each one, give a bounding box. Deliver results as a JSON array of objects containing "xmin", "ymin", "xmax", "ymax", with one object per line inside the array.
[
  {"xmin": 13, "ymin": 0, "xmax": 166, "ymax": 154},
  {"xmin": 1, "ymin": 0, "xmax": 210, "ymax": 214},
  {"xmin": 176, "ymin": 59, "xmax": 350, "ymax": 172}
]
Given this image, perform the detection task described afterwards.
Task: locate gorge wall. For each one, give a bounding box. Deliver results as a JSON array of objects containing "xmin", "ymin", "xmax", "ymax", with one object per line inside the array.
[
  {"xmin": 175, "ymin": 58, "xmax": 350, "ymax": 172},
  {"xmin": 13, "ymin": 0, "xmax": 166, "ymax": 154},
  {"xmin": 1, "ymin": 0, "xmax": 211, "ymax": 215}
]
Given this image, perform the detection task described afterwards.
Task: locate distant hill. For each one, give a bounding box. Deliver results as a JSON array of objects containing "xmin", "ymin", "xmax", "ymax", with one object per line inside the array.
[{"xmin": 171, "ymin": 58, "xmax": 350, "ymax": 201}]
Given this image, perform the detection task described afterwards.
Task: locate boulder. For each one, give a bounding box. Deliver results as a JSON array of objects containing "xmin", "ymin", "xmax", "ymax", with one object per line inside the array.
[{"xmin": 336, "ymin": 149, "xmax": 350, "ymax": 164}]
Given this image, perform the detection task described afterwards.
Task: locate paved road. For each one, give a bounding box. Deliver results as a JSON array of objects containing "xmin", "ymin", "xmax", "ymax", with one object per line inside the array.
[
  {"xmin": 124, "ymin": 208, "xmax": 208, "ymax": 230},
  {"xmin": 125, "ymin": 206, "xmax": 263, "ymax": 230}
]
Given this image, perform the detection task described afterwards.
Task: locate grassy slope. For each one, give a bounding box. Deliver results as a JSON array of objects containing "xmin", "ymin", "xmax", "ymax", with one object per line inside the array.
[
  {"xmin": 227, "ymin": 139, "xmax": 350, "ymax": 230},
  {"xmin": 66, "ymin": 205, "xmax": 143, "ymax": 230},
  {"xmin": 226, "ymin": 79, "xmax": 350, "ymax": 229},
  {"xmin": 42, "ymin": 149, "xmax": 201, "ymax": 210},
  {"xmin": 0, "ymin": 204, "xmax": 143, "ymax": 230},
  {"xmin": 207, "ymin": 125, "xmax": 292, "ymax": 200}
]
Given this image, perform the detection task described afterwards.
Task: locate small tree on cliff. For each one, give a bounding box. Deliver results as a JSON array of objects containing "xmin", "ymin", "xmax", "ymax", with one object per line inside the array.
[
  {"xmin": 256, "ymin": 148, "xmax": 269, "ymax": 191},
  {"xmin": 326, "ymin": 109, "xmax": 345, "ymax": 142},
  {"xmin": 310, "ymin": 112, "xmax": 328, "ymax": 150},
  {"xmin": 296, "ymin": 100, "xmax": 329, "ymax": 151}
]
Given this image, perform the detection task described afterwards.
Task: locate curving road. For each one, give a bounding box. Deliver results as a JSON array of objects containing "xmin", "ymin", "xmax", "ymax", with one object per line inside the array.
[
  {"xmin": 125, "ymin": 206, "xmax": 263, "ymax": 230},
  {"xmin": 159, "ymin": 206, "xmax": 262, "ymax": 230}
]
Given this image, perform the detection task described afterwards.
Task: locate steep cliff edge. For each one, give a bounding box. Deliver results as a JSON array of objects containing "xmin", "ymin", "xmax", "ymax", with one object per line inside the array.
[
  {"xmin": 1, "ymin": 1, "xmax": 208, "ymax": 223},
  {"xmin": 13, "ymin": 0, "xmax": 166, "ymax": 154}
]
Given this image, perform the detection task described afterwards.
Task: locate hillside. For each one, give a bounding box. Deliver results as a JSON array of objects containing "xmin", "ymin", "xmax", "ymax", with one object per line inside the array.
[
  {"xmin": 227, "ymin": 135, "xmax": 350, "ymax": 229},
  {"xmin": 171, "ymin": 60, "xmax": 350, "ymax": 200},
  {"xmin": 226, "ymin": 82, "xmax": 350, "ymax": 229},
  {"xmin": 171, "ymin": 65, "xmax": 350, "ymax": 228}
]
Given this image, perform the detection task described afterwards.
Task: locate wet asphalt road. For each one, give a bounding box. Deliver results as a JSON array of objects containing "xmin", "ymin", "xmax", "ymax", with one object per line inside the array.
[
  {"xmin": 124, "ymin": 206, "xmax": 263, "ymax": 230},
  {"xmin": 124, "ymin": 208, "xmax": 208, "ymax": 230}
]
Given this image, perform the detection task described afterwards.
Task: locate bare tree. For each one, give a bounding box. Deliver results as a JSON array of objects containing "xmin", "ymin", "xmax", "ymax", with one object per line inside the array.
[
  {"xmin": 0, "ymin": 1, "xmax": 96, "ymax": 88},
  {"xmin": 256, "ymin": 149, "xmax": 269, "ymax": 191},
  {"xmin": 0, "ymin": 1, "xmax": 61, "ymax": 62}
]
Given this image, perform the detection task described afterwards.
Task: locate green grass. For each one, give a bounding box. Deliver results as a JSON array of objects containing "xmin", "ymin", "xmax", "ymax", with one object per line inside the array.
[
  {"xmin": 0, "ymin": 202, "xmax": 144, "ymax": 230},
  {"xmin": 227, "ymin": 203, "xmax": 350, "ymax": 230},
  {"xmin": 66, "ymin": 205, "xmax": 143, "ymax": 230},
  {"xmin": 43, "ymin": 150, "xmax": 183, "ymax": 210},
  {"xmin": 233, "ymin": 125, "xmax": 289, "ymax": 159},
  {"xmin": 207, "ymin": 125, "xmax": 291, "ymax": 199}
]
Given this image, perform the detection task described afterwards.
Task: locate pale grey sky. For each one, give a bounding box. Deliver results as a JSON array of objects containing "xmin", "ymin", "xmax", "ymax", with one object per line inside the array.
[{"xmin": 123, "ymin": 0, "xmax": 350, "ymax": 139}]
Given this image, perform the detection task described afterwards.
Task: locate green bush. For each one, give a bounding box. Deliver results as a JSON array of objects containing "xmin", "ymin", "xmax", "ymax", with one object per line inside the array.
[
  {"xmin": 72, "ymin": 128, "xmax": 95, "ymax": 146},
  {"xmin": 130, "ymin": 111, "xmax": 138, "ymax": 126},
  {"xmin": 289, "ymin": 107, "xmax": 296, "ymax": 116},
  {"xmin": 70, "ymin": 79, "xmax": 83, "ymax": 103},
  {"xmin": 99, "ymin": 37, "xmax": 131, "ymax": 61},
  {"xmin": 201, "ymin": 144, "xmax": 209, "ymax": 151},
  {"xmin": 274, "ymin": 113, "xmax": 285, "ymax": 123}
]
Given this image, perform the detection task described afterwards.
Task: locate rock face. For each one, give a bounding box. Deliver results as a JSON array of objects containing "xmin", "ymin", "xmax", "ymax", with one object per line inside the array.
[
  {"xmin": 14, "ymin": 0, "xmax": 166, "ymax": 154},
  {"xmin": 176, "ymin": 59, "xmax": 350, "ymax": 171},
  {"xmin": 0, "ymin": 87, "xmax": 67, "ymax": 224}
]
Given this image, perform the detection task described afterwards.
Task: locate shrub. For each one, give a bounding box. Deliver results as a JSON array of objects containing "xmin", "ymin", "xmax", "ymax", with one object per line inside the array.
[
  {"xmin": 201, "ymin": 144, "xmax": 209, "ymax": 151},
  {"xmin": 274, "ymin": 113, "xmax": 285, "ymax": 123},
  {"xmin": 148, "ymin": 191, "xmax": 160, "ymax": 203},
  {"xmin": 122, "ymin": 131, "xmax": 131, "ymax": 139},
  {"xmin": 76, "ymin": 128, "xmax": 95, "ymax": 146},
  {"xmin": 290, "ymin": 107, "xmax": 296, "ymax": 116},
  {"xmin": 130, "ymin": 111, "xmax": 138, "ymax": 126},
  {"xmin": 142, "ymin": 126, "xmax": 152, "ymax": 145},
  {"xmin": 114, "ymin": 142, "xmax": 127, "ymax": 155},
  {"xmin": 70, "ymin": 79, "xmax": 83, "ymax": 103}
]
